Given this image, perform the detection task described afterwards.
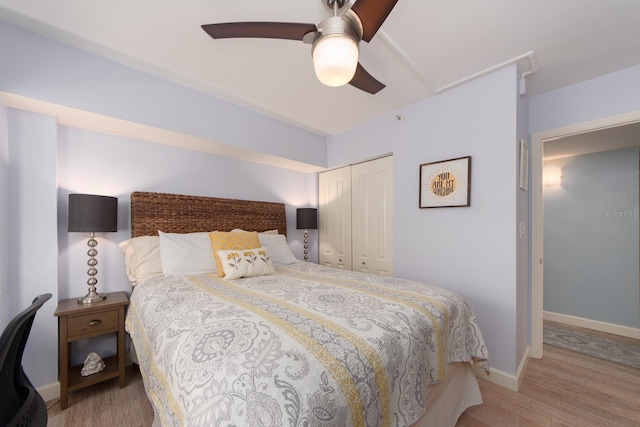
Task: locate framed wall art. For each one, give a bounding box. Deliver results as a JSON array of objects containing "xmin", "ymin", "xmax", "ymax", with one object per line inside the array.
[
  {"xmin": 419, "ymin": 156, "xmax": 471, "ymax": 208},
  {"xmin": 519, "ymin": 139, "xmax": 529, "ymax": 191}
]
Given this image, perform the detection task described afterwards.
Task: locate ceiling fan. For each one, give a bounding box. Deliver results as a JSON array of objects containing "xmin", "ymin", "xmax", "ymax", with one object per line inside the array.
[{"xmin": 201, "ymin": 0, "xmax": 399, "ymax": 94}]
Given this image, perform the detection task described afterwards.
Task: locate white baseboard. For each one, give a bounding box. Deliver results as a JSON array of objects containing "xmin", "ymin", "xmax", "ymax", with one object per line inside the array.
[
  {"xmin": 38, "ymin": 381, "xmax": 60, "ymax": 402},
  {"xmin": 471, "ymin": 365, "xmax": 518, "ymax": 392},
  {"xmin": 515, "ymin": 346, "xmax": 530, "ymax": 391},
  {"xmin": 471, "ymin": 346, "xmax": 529, "ymax": 392},
  {"xmin": 544, "ymin": 311, "xmax": 640, "ymax": 340}
]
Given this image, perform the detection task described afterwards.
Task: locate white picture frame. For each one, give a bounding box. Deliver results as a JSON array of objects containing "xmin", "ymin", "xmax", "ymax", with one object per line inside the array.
[{"xmin": 519, "ymin": 139, "xmax": 529, "ymax": 191}]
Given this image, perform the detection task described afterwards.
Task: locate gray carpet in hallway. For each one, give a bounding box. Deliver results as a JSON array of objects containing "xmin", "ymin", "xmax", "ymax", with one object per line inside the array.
[{"xmin": 543, "ymin": 323, "xmax": 640, "ymax": 369}]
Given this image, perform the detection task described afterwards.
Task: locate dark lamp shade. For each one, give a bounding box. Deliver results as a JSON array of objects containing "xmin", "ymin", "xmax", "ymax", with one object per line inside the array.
[
  {"xmin": 296, "ymin": 208, "xmax": 318, "ymax": 230},
  {"xmin": 68, "ymin": 194, "xmax": 118, "ymax": 232}
]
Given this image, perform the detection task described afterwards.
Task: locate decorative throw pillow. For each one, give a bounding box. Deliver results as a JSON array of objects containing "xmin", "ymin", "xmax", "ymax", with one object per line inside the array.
[
  {"xmin": 209, "ymin": 231, "xmax": 261, "ymax": 277},
  {"xmin": 217, "ymin": 247, "xmax": 275, "ymax": 279}
]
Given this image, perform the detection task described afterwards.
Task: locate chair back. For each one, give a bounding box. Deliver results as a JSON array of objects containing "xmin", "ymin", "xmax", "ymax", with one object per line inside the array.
[{"xmin": 0, "ymin": 293, "xmax": 52, "ymax": 427}]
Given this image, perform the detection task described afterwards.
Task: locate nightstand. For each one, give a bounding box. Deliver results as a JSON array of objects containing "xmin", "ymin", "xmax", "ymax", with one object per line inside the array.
[{"xmin": 54, "ymin": 291, "xmax": 128, "ymax": 409}]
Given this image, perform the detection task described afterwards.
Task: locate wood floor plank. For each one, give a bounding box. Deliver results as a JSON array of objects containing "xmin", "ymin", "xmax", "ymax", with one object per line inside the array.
[
  {"xmin": 457, "ymin": 343, "xmax": 640, "ymax": 426},
  {"xmin": 47, "ymin": 365, "xmax": 154, "ymax": 427},
  {"xmin": 522, "ymin": 378, "xmax": 630, "ymax": 426},
  {"xmin": 455, "ymin": 416, "xmax": 494, "ymax": 427}
]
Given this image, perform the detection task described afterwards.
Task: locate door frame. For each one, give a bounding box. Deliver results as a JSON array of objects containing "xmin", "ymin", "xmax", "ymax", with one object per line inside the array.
[{"xmin": 531, "ymin": 110, "xmax": 640, "ymax": 358}]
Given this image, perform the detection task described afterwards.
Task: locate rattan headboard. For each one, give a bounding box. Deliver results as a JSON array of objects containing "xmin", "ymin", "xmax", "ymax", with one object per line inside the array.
[{"xmin": 130, "ymin": 192, "xmax": 287, "ymax": 238}]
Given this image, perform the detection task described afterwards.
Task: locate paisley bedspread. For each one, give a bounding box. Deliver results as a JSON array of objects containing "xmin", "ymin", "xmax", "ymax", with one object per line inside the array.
[{"xmin": 125, "ymin": 261, "xmax": 489, "ymax": 427}]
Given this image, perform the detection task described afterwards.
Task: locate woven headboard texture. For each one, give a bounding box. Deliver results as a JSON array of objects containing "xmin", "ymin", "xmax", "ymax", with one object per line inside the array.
[{"xmin": 130, "ymin": 192, "xmax": 287, "ymax": 238}]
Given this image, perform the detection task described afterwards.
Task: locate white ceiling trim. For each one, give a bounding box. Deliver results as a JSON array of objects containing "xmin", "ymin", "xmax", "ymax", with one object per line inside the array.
[
  {"xmin": 377, "ymin": 29, "xmax": 436, "ymax": 93},
  {"xmin": 0, "ymin": 92, "xmax": 326, "ymax": 174},
  {"xmin": 436, "ymin": 51, "xmax": 538, "ymax": 94}
]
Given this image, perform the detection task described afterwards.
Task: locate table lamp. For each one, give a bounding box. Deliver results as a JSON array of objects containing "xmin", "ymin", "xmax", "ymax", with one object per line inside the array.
[
  {"xmin": 68, "ymin": 194, "xmax": 118, "ymax": 304},
  {"xmin": 296, "ymin": 208, "xmax": 317, "ymax": 261}
]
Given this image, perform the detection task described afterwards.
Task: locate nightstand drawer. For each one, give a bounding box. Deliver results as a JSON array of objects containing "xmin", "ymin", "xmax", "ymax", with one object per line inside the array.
[{"xmin": 67, "ymin": 310, "xmax": 118, "ymax": 338}]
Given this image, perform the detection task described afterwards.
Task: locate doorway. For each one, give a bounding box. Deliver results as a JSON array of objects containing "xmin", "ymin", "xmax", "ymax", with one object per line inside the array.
[{"xmin": 531, "ymin": 111, "xmax": 640, "ymax": 358}]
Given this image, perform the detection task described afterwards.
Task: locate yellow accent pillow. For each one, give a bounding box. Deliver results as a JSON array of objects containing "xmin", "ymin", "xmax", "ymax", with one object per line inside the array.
[{"xmin": 209, "ymin": 231, "xmax": 261, "ymax": 276}]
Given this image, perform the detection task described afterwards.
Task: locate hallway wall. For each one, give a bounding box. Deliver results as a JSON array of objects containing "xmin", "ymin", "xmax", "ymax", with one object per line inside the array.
[{"xmin": 544, "ymin": 147, "xmax": 640, "ymax": 328}]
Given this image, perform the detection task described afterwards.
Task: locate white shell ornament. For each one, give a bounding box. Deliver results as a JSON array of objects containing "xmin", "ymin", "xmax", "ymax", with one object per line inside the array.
[{"xmin": 80, "ymin": 351, "xmax": 106, "ymax": 376}]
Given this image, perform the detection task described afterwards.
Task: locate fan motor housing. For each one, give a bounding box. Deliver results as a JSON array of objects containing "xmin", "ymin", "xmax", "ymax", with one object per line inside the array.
[{"xmin": 304, "ymin": 10, "xmax": 363, "ymax": 47}]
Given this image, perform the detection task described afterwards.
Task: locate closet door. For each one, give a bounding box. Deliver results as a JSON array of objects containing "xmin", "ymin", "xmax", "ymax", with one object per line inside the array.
[
  {"xmin": 351, "ymin": 156, "xmax": 394, "ymax": 276},
  {"xmin": 319, "ymin": 166, "xmax": 352, "ymax": 270}
]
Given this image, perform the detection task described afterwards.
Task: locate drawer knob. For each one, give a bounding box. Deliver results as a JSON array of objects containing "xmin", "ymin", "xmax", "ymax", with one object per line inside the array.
[{"xmin": 86, "ymin": 319, "xmax": 102, "ymax": 326}]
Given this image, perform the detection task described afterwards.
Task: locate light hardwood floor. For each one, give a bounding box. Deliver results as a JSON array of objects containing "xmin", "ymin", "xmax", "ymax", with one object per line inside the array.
[
  {"xmin": 46, "ymin": 365, "xmax": 154, "ymax": 427},
  {"xmin": 458, "ymin": 344, "xmax": 640, "ymax": 426},
  {"xmin": 47, "ymin": 340, "xmax": 640, "ymax": 426}
]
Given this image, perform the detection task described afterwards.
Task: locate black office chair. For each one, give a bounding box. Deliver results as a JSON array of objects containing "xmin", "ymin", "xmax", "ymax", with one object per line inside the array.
[{"xmin": 0, "ymin": 293, "xmax": 52, "ymax": 427}]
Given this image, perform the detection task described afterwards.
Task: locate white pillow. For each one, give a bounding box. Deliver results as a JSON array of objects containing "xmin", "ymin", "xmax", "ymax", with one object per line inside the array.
[
  {"xmin": 158, "ymin": 231, "xmax": 217, "ymax": 275},
  {"xmin": 217, "ymin": 247, "xmax": 275, "ymax": 279},
  {"xmin": 119, "ymin": 236, "xmax": 163, "ymax": 285},
  {"xmin": 258, "ymin": 233, "xmax": 297, "ymax": 265}
]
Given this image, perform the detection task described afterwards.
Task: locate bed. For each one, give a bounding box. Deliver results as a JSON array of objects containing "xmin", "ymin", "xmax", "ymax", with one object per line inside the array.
[{"xmin": 122, "ymin": 191, "xmax": 489, "ymax": 427}]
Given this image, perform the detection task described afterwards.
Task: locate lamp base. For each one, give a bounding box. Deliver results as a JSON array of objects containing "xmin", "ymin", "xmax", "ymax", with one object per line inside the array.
[
  {"xmin": 78, "ymin": 289, "xmax": 106, "ymax": 304},
  {"xmin": 78, "ymin": 233, "xmax": 106, "ymax": 304}
]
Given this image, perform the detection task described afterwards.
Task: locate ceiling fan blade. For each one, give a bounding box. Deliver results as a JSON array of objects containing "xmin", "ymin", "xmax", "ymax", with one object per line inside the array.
[
  {"xmin": 202, "ymin": 22, "xmax": 317, "ymax": 41},
  {"xmin": 351, "ymin": 0, "xmax": 399, "ymax": 42},
  {"xmin": 349, "ymin": 63, "xmax": 385, "ymax": 94}
]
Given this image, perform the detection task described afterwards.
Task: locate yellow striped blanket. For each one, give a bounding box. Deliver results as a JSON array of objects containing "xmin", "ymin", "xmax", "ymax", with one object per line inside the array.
[{"xmin": 126, "ymin": 261, "xmax": 489, "ymax": 427}]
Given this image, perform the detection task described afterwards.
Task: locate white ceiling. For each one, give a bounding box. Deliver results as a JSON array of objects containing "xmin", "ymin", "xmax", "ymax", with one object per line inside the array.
[{"xmin": 1, "ymin": 0, "xmax": 639, "ymax": 136}]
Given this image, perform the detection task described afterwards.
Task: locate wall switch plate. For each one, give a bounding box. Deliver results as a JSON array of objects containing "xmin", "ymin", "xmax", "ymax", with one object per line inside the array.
[{"xmin": 519, "ymin": 222, "xmax": 526, "ymax": 238}]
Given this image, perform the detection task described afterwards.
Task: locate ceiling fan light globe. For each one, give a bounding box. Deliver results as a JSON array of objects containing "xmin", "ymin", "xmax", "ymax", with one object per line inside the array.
[{"xmin": 312, "ymin": 34, "xmax": 359, "ymax": 87}]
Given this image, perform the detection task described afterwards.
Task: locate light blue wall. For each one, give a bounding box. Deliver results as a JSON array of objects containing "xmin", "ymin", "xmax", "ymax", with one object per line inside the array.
[
  {"xmin": 530, "ymin": 64, "xmax": 640, "ymax": 134},
  {"xmin": 516, "ymin": 85, "xmax": 530, "ymax": 365},
  {"xmin": 6, "ymin": 109, "xmax": 60, "ymax": 388},
  {"xmin": 544, "ymin": 148, "xmax": 639, "ymax": 327},
  {"xmin": 0, "ymin": 98, "xmax": 8, "ymax": 326},
  {"xmin": 329, "ymin": 66, "xmax": 523, "ymax": 375}
]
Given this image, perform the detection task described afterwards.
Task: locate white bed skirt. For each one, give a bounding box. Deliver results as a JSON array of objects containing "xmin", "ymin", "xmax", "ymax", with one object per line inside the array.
[
  {"xmin": 135, "ymin": 345, "xmax": 481, "ymax": 427},
  {"xmin": 411, "ymin": 362, "xmax": 482, "ymax": 427}
]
